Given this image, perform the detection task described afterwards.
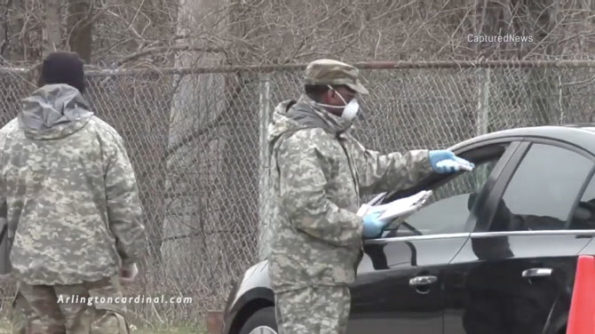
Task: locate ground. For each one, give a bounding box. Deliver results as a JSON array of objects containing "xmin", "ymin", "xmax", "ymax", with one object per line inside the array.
[{"xmin": 0, "ymin": 318, "xmax": 206, "ymax": 333}]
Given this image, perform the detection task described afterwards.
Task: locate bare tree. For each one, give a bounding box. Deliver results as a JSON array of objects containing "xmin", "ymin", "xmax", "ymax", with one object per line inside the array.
[
  {"xmin": 67, "ymin": 0, "xmax": 94, "ymax": 62},
  {"xmin": 42, "ymin": 0, "xmax": 61, "ymax": 56},
  {"xmin": 1, "ymin": 0, "xmax": 593, "ymax": 66}
]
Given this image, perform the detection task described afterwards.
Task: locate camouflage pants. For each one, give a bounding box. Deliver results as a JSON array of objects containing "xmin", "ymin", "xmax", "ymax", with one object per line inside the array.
[
  {"xmin": 274, "ymin": 286, "xmax": 350, "ymax": 334},
  {"xmin": 11, "ymin": 276, "xmax": 129, "ymax": 334}
]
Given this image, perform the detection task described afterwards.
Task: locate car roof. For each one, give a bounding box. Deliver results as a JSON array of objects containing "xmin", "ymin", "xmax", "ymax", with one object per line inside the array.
[{"xmin": 450, "ymin": 124, "xmax": 595, "ymax": 155}]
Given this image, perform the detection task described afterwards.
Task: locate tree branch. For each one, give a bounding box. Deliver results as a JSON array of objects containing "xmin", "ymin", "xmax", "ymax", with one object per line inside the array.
[{"xmin": 115, "ymin": 44, "xmax": 225, "ymax": 66}]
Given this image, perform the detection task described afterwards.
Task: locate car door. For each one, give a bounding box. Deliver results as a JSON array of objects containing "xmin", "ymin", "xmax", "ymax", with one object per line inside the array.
[
  {"xmin": 348, "ymin": 141, "xmax": 519, "ymax": 334},
  {"xmin": 444, "ymin": 141, "xmax": 595, "ymax": 334}
]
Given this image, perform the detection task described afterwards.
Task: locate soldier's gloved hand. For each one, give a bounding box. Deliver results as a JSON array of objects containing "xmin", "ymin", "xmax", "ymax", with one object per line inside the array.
[
  {"xmin": 119, "ymin": 263, "xmax": 138, "ymax": 284},
  {"xmin": 429, "ymin": 150, "xmax": 474, "ymax": 174},
  {"xmin": 362, "ymin": 212, "xmax": 388, "ymax": 239}
]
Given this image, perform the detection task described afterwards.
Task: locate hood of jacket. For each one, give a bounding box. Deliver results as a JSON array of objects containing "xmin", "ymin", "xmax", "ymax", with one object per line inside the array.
[
  {"xmin": 18, "ymin": 84, "xmax": 94, "ymax": 140},
  {"xmin": 268, "ymin": 94, "xmax": 353, "ymax": 146}
]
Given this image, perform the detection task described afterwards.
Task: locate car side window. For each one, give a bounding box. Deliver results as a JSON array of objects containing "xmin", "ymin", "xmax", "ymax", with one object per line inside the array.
[
  {"xmin": 569, "ymin": 175, "xmax": 595, "ymax": 230},
  {"xmin": 385, "ymin": 144, "xmax": 507, "ymax": 237},
  {"xmin": 491, "ymin": 143, "xmax": 594, "ymax": 231}
]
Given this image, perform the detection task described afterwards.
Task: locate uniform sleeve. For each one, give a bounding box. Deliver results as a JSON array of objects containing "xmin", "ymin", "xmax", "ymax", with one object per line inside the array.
[
  {"xmin": 277, "ymin": 133, "xmax": 363, "ymax": 247},
  {"xmin": 0, "ymin": 132, "xmax": 8, "ymax": 239},
  {"xmin": 104, "ymin": 134, "xmax": 147, "ymax": 266},
  {"xmin": 0, "ymin": 132, "xmax": 6, "ymax": 224},
  {"xmin": 349, "ymin": 139, "xmax": 433, "ymax": 195}
]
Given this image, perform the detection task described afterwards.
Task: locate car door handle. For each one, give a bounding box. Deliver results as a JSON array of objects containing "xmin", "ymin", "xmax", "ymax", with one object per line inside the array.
[
  {"xmin": 522, "ymin": 268, "xmax": 553, "ymax": 278},
  {"xmin": 409, "ymin": 275, "xmax": 438, "ymax": 287}
]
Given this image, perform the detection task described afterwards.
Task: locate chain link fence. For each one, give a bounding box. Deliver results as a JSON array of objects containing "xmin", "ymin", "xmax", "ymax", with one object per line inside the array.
[{"xmin": 0, "ymin": 61, "xmax": 594, "ymax": 326}]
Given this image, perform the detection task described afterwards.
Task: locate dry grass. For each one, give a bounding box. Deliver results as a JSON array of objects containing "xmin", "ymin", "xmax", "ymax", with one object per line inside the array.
[{"xmin": 0, "ymin": 317, "xmax": 206, "ymax": 334}]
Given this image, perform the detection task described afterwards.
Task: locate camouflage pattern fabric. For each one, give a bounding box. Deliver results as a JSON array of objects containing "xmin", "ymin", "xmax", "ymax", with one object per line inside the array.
[
  {"xmin": 0, "ymin": 83, "xmax": 146, "ymax": 286},
  {"xmin": 10, "ymin": 287, "xmax": 31, "ymax": 334},
  {"xmin": 268, "ymin": 94, "xmax": 433, "ymax": 292},
  {"xmin": 304, "ymin": 59, "xmax": 368, "ymax": 94},
  {"xmin": 275, "ymin": 286, "xmax": 350, "ymax": 334},
  {"xmin": 14, "ymin": 276, "xmax": 129, "ymax": 333}
]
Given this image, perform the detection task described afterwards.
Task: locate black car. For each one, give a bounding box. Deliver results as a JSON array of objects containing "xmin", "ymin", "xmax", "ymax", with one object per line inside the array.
[{"xmin": 222, "ymin": 125, "xmax": 595, "ymax": 334}]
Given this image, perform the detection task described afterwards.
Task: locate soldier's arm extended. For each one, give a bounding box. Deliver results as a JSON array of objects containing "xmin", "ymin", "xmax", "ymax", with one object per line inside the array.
[
  {"xmin": 350, "ymin": 140, "xmax": 433, "ymax": 195},
  {"xmin": 277, "ymin": 133, "xmax": 363, "ymax": 247},
  {"xmin": 104, "ymin": 134, "xmax": 147, "ymax": 266}
]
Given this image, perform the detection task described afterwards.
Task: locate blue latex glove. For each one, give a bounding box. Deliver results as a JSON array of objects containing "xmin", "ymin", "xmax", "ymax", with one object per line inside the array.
[
  {"xmin": 429, "ymin": 150, "xmax": 474, "ymax": 174},
  {"xmin": 362, "ymin": 212, "xmax": 387, "ymax": 239}
]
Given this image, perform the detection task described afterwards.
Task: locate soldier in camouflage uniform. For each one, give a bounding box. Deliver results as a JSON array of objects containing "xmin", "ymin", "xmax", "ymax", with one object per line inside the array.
[
  {"xmin": 0, "ymin": 52, "xmax": 146, "ymax": 333},
  {"xmin": 268, "ymin": 59, "xmax": 471, "ymax": 334}
]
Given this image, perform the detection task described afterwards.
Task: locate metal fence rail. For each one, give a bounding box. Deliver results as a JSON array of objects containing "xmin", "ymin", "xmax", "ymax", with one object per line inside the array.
[{"xmin": 0, "ymin": 60, "xmax": 593, "ymax": 325}]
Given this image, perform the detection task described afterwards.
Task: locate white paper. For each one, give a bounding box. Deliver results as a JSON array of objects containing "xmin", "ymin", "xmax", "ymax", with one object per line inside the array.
[{"xmin": 358, "ymin": 190, "xmax": 433, "ymax": 223}]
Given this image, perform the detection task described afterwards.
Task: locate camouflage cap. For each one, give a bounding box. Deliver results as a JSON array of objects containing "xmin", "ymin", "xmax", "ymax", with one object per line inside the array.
[{"xmin": 304, "ymin": 59, "xmax": 369, "ymax": 95}]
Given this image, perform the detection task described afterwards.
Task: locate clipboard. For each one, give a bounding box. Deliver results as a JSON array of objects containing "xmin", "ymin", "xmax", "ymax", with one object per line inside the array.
[{"xmin": 357, "ymin": 190, "xmax": 434, "ymax": 230}]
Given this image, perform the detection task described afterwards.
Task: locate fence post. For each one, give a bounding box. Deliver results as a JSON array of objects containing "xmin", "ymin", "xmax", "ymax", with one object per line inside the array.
[
  {"xmin": 558, "ymin": 73, "xmax": 565, "ymax": 124},
  {"xmin": 476, "ymin": 68, "xmax": 491, "ymax": 136},
  {"xmin": 473, "ymin": 68, "xmax": 491, "ymax": 188},
  {"xmin": 258, "ymin": 73, "xmax": 272, "ymax": 261}
]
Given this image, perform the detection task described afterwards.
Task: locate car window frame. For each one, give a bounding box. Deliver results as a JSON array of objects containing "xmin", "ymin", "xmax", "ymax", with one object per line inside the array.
[
  {"xmin": 372, "ymin": 139, "xmax": 523, "ymax": 240},
  {"xmin": 379, "ymin": 138, "xmax": 524, "ymax": 205},
  {"xmin": 480, "ymin": 138, "xmax": 595, "ymax": 233}
]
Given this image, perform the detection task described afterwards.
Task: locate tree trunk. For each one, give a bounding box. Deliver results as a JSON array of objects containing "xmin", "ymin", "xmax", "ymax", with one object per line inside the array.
[
  {"xmin": 42, "ymin": 0, "xmax": 61, "ymax": 57},
  {"xmin": 67, "ymin": 0, "xmax": 93, "ymax": 62},
  {"xmin": 161, "ymin": 0, "xmax": 230, "ymax": 321}
]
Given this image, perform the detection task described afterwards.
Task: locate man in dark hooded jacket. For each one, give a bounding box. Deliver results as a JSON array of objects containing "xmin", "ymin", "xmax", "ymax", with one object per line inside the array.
[{"xmin": 0, "ymin": 52, "xmax": 146, "ymax": 333}]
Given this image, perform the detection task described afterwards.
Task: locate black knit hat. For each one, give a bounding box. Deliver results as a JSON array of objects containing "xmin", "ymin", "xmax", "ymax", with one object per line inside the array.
[{"xmin": 38, "ymin": 52, "xmax": 85, "ymax": 93}]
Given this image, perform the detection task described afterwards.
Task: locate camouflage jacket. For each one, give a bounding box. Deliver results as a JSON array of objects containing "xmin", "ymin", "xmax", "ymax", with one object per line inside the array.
[
  {"xmin": 0, "ymin": 84, "xmax": 146, "ymax": 285},
  {"xmin": 268, "ymin": 95, "xmax": 433, "ymax": 292}
]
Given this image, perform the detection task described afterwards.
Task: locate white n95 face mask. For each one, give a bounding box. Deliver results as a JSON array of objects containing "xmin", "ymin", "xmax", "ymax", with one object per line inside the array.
[
  {"xmin": 341, "ymin": 99, "xmax": 360, "ymax": 120},
  {"xmin": 331, "ymin": 86, "xmax": 360, "ymax": 120}
]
